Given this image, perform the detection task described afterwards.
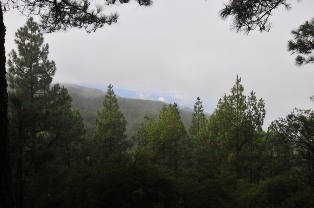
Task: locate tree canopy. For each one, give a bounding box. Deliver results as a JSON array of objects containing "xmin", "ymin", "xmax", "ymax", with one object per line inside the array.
[
  {"xmin": 220, "ymin": 0, "xmax": 314, "ymax": 66},
  {"xmin": 94, "ymin": 84, "xmax": 128, "ymax": 156},
  {"xmin": 7, "ymin": 17, "xmax": 86, "ymax": 208},
  {"xmin": 3, "ymin": 0, "xmax": 151, "ymax": 33},
  {"xmin": 1, "ymin": 1, "xmax": 151, "ymax": 207},
  {"xmin": 288, "ymin": 18, "xmax": 314, "ymax": 66},
  {"xmin": 4, "ymin": 23, "xmax": 314, "ymax": 206},
  {"xmin": 220, "ymin": 0, "xmax": 291, "ymax": 33}
]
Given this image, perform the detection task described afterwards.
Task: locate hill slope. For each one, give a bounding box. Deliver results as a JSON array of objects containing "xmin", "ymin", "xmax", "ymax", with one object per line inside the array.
[{"xmin": 64, "ymin": 84, "xmax": 193, "ymax": 137}]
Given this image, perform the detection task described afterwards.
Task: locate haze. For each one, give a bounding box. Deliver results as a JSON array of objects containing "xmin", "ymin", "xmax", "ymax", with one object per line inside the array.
[{"xmin": 4, "ymin": 0, "xmax": 314, "ymax": 127}]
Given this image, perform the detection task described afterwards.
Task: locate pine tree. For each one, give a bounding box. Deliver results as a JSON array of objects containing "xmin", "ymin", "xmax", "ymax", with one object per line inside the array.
[
  {"xmin": 7, "ymin": 17, "xmax": 56, "ymax": 100},
  {"xmin": 1, "ymin": 2, "xmax": 151, "ymax": 206},
  {"xmin": 219, "ymin": 1, "xmax": 314, "ymax": 67},
  {"xmin": 288, "ymin": 18, "xmax": 314, "ymax": 66},
  {"xmin": 141, "ymin": 103, "xmax": 186, "ymax": 171},
  {"xmin": 208, "ymin": 75, "xmax": 265, "ymax": 181},
  {"xmin": 7, "ymin": 18, "xmax": 55, "ymax": 208},
  {"xmin": 269, "ymin": 109, "xmax": 314, "ymax": 188},
  {"xmin": 189, "ymin": 97, "xmax": 208, "ymax": 140},
  {"xmin": 134, "ymin": 103, "xmax": 187, "ymax": 171},
  {"xmin": 7, "ymin": 18, "xmax": 86, "ymax": 208},
  {"xmin": 0, "ymin": 5, "xmax": 12, "ymax": 208},
  {"xmin": 94, "ymin": 84, "xmax": 128, "ymax": 156}
]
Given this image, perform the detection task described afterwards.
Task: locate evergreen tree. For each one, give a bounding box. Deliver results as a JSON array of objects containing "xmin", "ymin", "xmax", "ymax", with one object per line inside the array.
[
  {"xmin": 94, "ymin": 84, "xmax": 128, "ymax": 157},
  {"xmin": 7, "ymin": 17, "xmax": 55, "ymax": 208},
  {"xmin": 220, "ymin": 0, "xmax": 291, "ymax": 33},
  {"xmin": 189, "ymin": 97, "xmax": 208, "ymax": 140},
  {"xmin": 220, "ymin": 0, "xmax": 314, "ymax": 66},
  {"xmin": 186, "ymin": 97, "xmax": 209, "ymax": 169},
  {"xmin": 0, "ymin": 6, "xmax": 11, "ymax": 208},
  {"xmin": 1, "ymin": 2, "xmax": 151, "ymax": 206},
  {"xmin": 265, "ymin": 122, "xmax": 295, "ymax": 178},
  {"xmin": 133, "ymin": 104, "xmax": 190, "ymax": 206},
  {"xmin": 288, "ymin": 18, "xmax": 314, "ymax": 66},
  {"xmin": 157, "ymin": 103, "xmax": 187, "ymax": 171},
  {"xmin": 90, "ymin": 85, "xmax": 144, "ymax": 208},
  {"xmin": 7, "ymin": 17, "xmax": 56, "ymax": 99},
  {"xmin": 7, "ymin": 18, "xmax": 86, "ymax": 208},
  {"xmin": 208, "ymin": 75, "xmax": 265, "ymax": 182},
  {"xmin": 136, "ymin": 103, "xmax": 187, "ymax": 171},
  {"xmin": 269, "ymin": 109, "xmax": 314, "ymax": 188},
  {"xmin": 135, "ymin": 116, "xmax": 159, "ymax": 157}
]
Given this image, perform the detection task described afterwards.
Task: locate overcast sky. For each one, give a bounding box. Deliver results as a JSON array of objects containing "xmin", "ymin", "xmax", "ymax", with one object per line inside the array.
[{"xmin": 4, "ymin": 0, "xmax": 314, "ymax": 127}]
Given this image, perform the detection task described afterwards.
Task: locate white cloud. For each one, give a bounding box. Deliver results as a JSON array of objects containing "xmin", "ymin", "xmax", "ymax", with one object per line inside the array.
[
  {"xmin": 4, "ymin": 0, "xmax": 314, "ymax": 128},
  {"xmin": 158, "ymin": 97, "xmax": 165, "ymax": 102},
  {"xmin": 136, "ymin": 92, "xmax": 149, "ymax": 100}
]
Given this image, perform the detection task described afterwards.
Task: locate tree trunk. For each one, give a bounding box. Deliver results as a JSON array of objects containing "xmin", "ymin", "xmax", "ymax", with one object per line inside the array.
[{"xmin": 0, "ymin": 3, "xmax": 13, "ymax": 208}]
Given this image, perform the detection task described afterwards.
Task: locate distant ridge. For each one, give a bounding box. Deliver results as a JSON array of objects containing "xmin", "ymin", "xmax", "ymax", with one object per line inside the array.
[{"xmin": 63, "ymin": 83, "xmax": 193, "ymax": 136}]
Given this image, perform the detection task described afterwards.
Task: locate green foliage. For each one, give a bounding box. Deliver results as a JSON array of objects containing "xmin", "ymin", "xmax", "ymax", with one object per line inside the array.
[
  {"xmin": 1, "ymin": 1, "xmax": 314, "ymax": 206},
  {"xmin": 265, "ymin": 123, "xmax": 295, "ymax": 178},
  {"xmin": 157, "ymin": 103, "xmax": 187, "ymax": 170},
  {"xmin": 208, "ymin": 75, "xmax": 266, "ymax": 182},
  {"xmin": 94, "ymin": 84, "xmax": 128, "ymax": 156},
  {"xmin": 0, "ymin": 1, "xmax": 147, "ymax": 208},
  {"xmin": 65, "ymin": 83, "xmax": 193, "ymax": 136},
  {"xmin": 288, "ymin": 18, "xmax": 314, "ymax": 66},
  {"xmin": 7, "ymin": 17, "xmax": 55, "ymax": 99},
  {"xmin": 6, "ymin": 21, "xmax": 314, "ymax": 206},
  {"xmin": 268, "ymin": 109, "xmax": 314, "ymax": 188},
  {"xmin": 7, "ymin": 0, "xmax": 118, "ymax": 33},
  {"xmin": 220, "ymin": 0, "xmax": 291, "ymax": 33},
  {"xmin": 236, "ymin": 176, "xmax": 314, "ymax": 208},
  {"xmin": 189, "ymin": 97, "xmax": 208, "ymax": 140},
  {"xmin": 7, "ymin": 17, "xmax": 86, "ymax": 208},
  {"xmin": 220, "ymin": 1, "xmax": 314, "ymax": 66},
  {"xmin": 136, "ymin": 103, "xmax": 187, "ymax": 171}
]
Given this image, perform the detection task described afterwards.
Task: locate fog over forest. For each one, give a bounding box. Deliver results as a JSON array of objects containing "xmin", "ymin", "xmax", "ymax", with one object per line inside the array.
[
  {"xmin": 1, "ymin": 1, "xmax": 314, "ymax": 208},
  {"xmin": 4, "ymin": 0, "xmax": 314, "ymax": 127}
]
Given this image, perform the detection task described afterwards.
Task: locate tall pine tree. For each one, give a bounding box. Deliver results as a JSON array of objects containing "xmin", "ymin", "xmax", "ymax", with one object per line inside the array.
[
  {"xmin": 189, "ymin": 97, "xmax": 208, "ymax": 140},
  {"xmin": 1, "ymin": 1, "xmax": 152, "ymax": 207},
  {"xmin": 7, "ymin": 17, "xmax": 86, "ymax": 208},
  {"xmin": 208, "ymin": 75, "xmax": 265, "ymax": 181},
  {"xmin": 7, "ymin": 17, "xmax": 56, "ymax": 100},
  {"xmin": 94, "ymin": 84, "xmax": 128, "ymax": 157}
]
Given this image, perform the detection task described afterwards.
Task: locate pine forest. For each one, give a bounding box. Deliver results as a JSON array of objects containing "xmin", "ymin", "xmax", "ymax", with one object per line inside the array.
[{"xmin": 3, "ymin": 17, "xmax": 314, "ymax": 208}]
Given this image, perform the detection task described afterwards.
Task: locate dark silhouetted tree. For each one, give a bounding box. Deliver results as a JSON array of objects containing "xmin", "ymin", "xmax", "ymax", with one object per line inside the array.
[
  {"xmin": 220, "ymin": 0, "xmax": 314, "ymax": 66},
  {"xmin": 219, "ymin": 0, "xmax": 291, "ymax": 33},
  {"xmin": 7, "ymin": 18, "xmax": 86, "ymax": 208},
  {"xmin": 288, "ymin": 18, "xmax": 314, "ymax": 66},
  {"xmin": 94, "ymin": 84, "xmax": 128, "ymax": 157},
  {"xmin": 7, "ymin": 17, "xmax": 56, "ymax": 100},
  {"xmin": 1, "ymin": 1, "xmax": 151, "ymax": 206},
  {"xmin": 269, "ymin": 109, "xmax": 314, "ymax": 188}
]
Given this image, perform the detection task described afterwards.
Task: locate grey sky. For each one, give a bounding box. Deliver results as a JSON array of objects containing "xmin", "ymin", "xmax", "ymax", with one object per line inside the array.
[{"xmin": 4, "ymin": 0, "xmax": 314, "ymax": 127}]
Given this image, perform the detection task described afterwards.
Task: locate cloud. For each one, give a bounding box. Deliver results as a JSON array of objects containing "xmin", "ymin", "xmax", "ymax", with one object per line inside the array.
[
  {"xmin": 5, "ymin": 0, "xmax": 314, "ymax": 130},
  {"xmin": 136, "ymin": 92, "xmax": 150, "ymax": 100},
  {"xmin": 158, "ymin": 97, "xmax": 165, "ymax": 102}
]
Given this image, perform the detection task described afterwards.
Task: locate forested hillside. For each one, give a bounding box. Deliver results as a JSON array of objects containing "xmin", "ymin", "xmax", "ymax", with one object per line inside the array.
[
  {"xmin": 5, "ymin": 16, "xmax": 314, "ymax": 208},
  {"xmin": 64, "ymin": 83, "xmax": 194, "ymax": 136}
]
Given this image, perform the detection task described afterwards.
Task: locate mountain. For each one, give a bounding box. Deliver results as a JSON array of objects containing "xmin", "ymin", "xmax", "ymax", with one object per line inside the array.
[{"xmin": 63, "ymin": 84, "xmax": 193, "ymax": 137}]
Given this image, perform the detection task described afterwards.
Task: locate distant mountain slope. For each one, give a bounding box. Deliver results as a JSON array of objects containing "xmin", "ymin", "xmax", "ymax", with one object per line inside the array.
[{"xmin": 64, "ymin": 84, "xmax": 193, "ymax": 137}]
